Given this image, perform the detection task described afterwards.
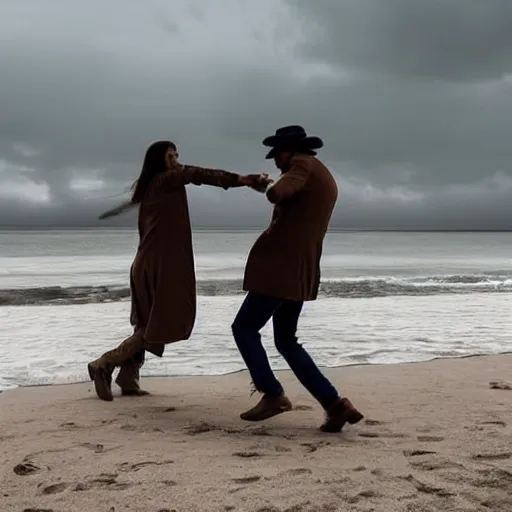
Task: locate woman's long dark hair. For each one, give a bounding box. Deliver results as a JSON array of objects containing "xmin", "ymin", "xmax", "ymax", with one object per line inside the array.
[{"xmin": 131, "ymin": 140, "xmax": 177, "ymax": 204}]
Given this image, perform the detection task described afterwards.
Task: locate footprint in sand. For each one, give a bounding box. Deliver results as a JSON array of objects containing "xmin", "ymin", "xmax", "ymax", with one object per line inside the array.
[
  {"xmin": 401, "ymin": 474, "xmax": 455, "ymax": 497},
  {"xmin": 218, "ymin": 426, "xmax": 241, "ymax": 435},
  {"xmin": 40, "ymin": 483, "xmax": 69, "ymax": 495},
  {"xmin": 416, "ymin": 435, "xmax": 444, "ymax": 442},
  {"xmin": 403, "ymin": 449, "xmax": 437, "ymax": 457},
  {"xmin": 294, "ymin": 405, "xmax": 314, "ymax": 411},
  {"xmin": 185, "ymin": 422, "xmax": 216, "ymax": 435},
  {"xmin": 415, "ymin": 426, "xmax": 435, "ymax": 434},
  {"xmin": 250, "ymin": 426, "xmax": 273, "ymax": 437},
  {"xmin": 13, "ymin": 461, "xmax": 40, "ymax": 476},
  {"xmin": 364, "ymin": 419, "xmax": 386, "ymax": 426},
  {"xmin": 81, "ymin": 443, "xmax": 104, "ymax": 453},
  {"xmin": 287, "ymin": 502, "xmax": 316, "ymax": 511},
  {"xmin": 301, "ymin": 441, "xmax": 330, "ymax": 453},
  {"xmin": 118, "ymin": 460, "xmax": 174, "ymax": 472},
  {"xmin": 282, "ymin": 468, "xmax": 312, "ymax": 477},
  {"xmin": 471, "ymin": 452, "xmax": 512, "ymax": 461},
  {"xmin": 71, "ymin": 473, "xmax": 134, "ymax": 492},
  {"xmin": 479, "ymin": 420, "xmax": 507, "ymax": 427},
  {"xmin": 359, "ymin": 431, "xmax": 408, "ymax": 439},
  {"xmin": 347, "ymin": 489, "xmax": 381, "ymax": 503},
  {"xmin": 231, "ymin": 475, "xmax": 261, "ymax": 484},
  {"xmin": 274, "ymin": 502, "xmax": 337, "ymax": 512},
  {"xmin": 95, "ymin": 472, "xmax": 119, "ymax": 481},
  {"xmin": 489, "ymin": 381, "xmax": 511, "ymax": 390},
  {"xmin": 233, "ymin": 451, "xmax": 262, "ymax": 458},
  {"xmin": 409, "ymin": 459, "xmax": 464, "ymax": 471},
  {"xmin": 118, "ymin": 412, "xmax": 139, "ymax": 419},
  {"xmin": 470, "ymin": 467, "xmax": 512, "ymax": 491},
  {"xmin": 119, "ymin": 424, "xmax": 139, "ymax": 431},
  {"xmin": 150, "ymin": 406, "xmax": 177, "ymax": 413},
  {"xmin": 185, "ymin": 423, "xmax": 246, "ymax": 436},
  {"xmin": 228, "ymin": 486, "xmax": 246, "ymax": 494},
  {"xmin": 480, "ymin": 497, "xmax": 512, "ymax": 510},
  {"xmin": 60, "ymin": 422, "xmax": 79, "ymax": 429}
]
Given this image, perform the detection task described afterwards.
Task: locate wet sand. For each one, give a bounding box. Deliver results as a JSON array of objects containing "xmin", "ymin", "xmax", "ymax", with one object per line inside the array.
[{"xmin": 1, "ymin": 354, "xmax": 511, "ymax": 512}]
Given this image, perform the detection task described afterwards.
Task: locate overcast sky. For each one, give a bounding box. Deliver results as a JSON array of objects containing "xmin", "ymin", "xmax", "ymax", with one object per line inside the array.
[{"xmin": 1, "ymin": 0, "xmax": 512, "ymax": 229}]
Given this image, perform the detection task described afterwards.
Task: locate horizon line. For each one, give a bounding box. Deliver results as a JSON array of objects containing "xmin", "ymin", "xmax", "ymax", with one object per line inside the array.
[{"xmin": 0, "ymin": 226, "xmax": 511, "ymax": 233}]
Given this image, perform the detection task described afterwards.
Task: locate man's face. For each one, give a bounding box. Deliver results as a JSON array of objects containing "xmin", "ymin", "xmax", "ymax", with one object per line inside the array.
[{"xmin": 273, "ymin": 150, "xmax": 293, "ymax": 172}]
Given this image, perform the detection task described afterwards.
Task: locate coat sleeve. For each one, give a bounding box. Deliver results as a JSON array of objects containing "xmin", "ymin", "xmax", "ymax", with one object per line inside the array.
[
  {"xmin": 159, "ymin": 165, "xmax": 240, "ymax": 190},
  {"xmin": 266, "ymin": 159, "xmax": 311, "ymax": 204}
]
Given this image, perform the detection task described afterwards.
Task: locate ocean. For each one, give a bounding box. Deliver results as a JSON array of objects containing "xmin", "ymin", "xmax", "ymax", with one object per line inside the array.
[{"xmin": 1, "ymin": 229, "xmax": 511, "ymax": 391}]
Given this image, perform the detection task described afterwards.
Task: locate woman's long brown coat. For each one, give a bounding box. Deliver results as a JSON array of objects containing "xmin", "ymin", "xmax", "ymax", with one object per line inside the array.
[
  {"xmin": 243, "ymin": 154, "xmax": 338, "ymax": 302},
  {"xmin": 129, "ymin": 165, "xmax": 240, "ymax": 356}
]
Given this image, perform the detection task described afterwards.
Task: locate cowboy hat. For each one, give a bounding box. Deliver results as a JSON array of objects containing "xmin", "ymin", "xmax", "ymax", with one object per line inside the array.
[{"xmin": 262, "ymin": 125, "xmax": 324, "ymax": 159}]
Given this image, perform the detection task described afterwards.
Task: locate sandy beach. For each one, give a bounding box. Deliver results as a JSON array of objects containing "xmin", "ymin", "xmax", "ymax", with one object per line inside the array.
[{"xmin": 1, "ymin": 355, "xmax": 511, "ymax": 512}]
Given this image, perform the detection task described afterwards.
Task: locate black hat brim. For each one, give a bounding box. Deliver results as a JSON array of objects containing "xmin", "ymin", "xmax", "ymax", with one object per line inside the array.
[
  {"xmin": 263, "ymin": 135, "xmax": 323, "ymax": 148},
  {"xmin": 263, "ymin": 136, "xmax": 324, "ymax": 159}
]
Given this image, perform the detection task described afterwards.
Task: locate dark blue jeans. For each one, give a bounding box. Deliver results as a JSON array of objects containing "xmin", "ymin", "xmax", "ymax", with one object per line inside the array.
[{"xmin": 231, "ymin": 292, "xmax": 339, "ymax": 410}]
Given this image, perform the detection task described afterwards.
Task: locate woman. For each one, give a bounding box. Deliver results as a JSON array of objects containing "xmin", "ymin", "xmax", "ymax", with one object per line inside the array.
[{"xmin": 88, "ymin": 140, "xmax": 268, "ymax": 401}]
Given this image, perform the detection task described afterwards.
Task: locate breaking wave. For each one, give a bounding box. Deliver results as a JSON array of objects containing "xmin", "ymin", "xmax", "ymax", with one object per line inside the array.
[{"xmin": 2, "ymin": 274, "xmax": 512, "ymax": 306}]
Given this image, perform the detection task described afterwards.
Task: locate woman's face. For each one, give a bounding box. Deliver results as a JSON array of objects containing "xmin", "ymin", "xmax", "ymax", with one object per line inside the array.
[{"xmin": 165, "ymin": 146, "xmax": 179, "ymax": 169}]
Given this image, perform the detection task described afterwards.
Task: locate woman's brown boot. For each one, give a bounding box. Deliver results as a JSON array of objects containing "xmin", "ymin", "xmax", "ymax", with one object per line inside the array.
[
  {"xmin": 88, "ymin": 358, "xmax": 114, "ymax": 401},
  {"xmin": 116, "ymin": 358, "xmax": 149, "ymax": 397},
  {"xmin": 87, "ymin": 331, "xmax": 145, "ymax": 401}
]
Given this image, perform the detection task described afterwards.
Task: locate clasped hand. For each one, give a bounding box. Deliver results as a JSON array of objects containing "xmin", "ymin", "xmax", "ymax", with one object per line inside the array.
[
  {"xmin": 167, "ymin": 154, "xmax": 273, "ymax": 193},
  {"xmin": 238, "ymin": 173, "xmax": 274, "ymax": 192}
]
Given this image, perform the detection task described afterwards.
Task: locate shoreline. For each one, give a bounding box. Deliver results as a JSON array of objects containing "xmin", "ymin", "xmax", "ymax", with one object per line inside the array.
[
  {"xmin": 3, "ymin": 350, "xmax": 512, "ymax": 394},
  {"xmin": 2, "ymin": 226, "xmax": 512, "ymax": 232},
  {"xmin": 1, "ymin": 354, "xmax": 511, "ymax": 511}
]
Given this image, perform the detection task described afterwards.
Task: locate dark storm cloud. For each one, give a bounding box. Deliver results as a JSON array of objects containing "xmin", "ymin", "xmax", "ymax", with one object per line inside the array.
[
  {"xmin": 287, "ymin": 0, "xmax": 512, "ymax": 82},
  {"xmin": 209, "ymin": 68, "xmax": 512, "ymax": 186},
  {"xmin": 1, "ymin": 0, "xmax": 512, "ymax": 229}
]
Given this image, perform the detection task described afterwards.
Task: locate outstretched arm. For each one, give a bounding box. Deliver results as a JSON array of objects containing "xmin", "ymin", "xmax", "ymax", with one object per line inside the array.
[
  {"xmin": 266, "ymin": 159, "xmax": 311, "ymax": 204},
  {"xmin": 158, "ymin": 164, "xmax": 269, "ymax": 191},
  {"xmin": 184, "ymin": 165, "xmax": 241, "ymax": 189},
  {"xmin": 98, "ymin": 168, "xmax": 270, "ymax": 218}
]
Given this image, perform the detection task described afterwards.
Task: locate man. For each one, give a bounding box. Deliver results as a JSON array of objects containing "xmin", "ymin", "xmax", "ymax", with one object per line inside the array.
[{"xmin": 231, "ymin": 125, "xmax": 363, "ymax": 432}]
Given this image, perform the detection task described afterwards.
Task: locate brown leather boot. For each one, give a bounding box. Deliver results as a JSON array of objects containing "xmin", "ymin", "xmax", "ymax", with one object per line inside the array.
[
  {"xmin": 87, "ymin": 359, "xmax": 114, "ymax": 402},
  {"xmin": 116, "ymin": 363, "xmax": 149, "ymax": 397},
  {"xmin": 87, "ymin": 331, "xmax": 146, "ymax": 401},
  {"xmin": 320, "ymin": 397, "xmax": 363, "ymax": 433},
  {"xmin": 240, "ymin": 394, "xmax": 293, "ymax": 422}
]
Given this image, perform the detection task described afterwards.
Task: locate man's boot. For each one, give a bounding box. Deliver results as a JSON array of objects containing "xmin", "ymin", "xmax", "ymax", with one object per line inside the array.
[
  {"xmin": 320, "ymin": 397, "xmax": 363, "ymax": 433},
  {"xmin": 240, "ymin": 394, "xmax": 293, "ymax": 421}
]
